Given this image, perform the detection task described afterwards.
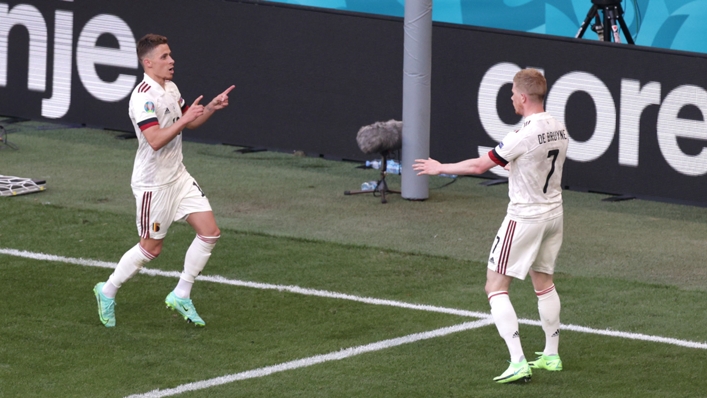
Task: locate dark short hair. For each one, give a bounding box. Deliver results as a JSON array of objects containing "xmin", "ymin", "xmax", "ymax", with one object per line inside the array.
[
  {"xmin": 513, "ymin": 68, "xmax": 547, "ymax": 103},
  {"xmin": 137, "ymin": 34, "xmax": 168, "ymax": 63}
]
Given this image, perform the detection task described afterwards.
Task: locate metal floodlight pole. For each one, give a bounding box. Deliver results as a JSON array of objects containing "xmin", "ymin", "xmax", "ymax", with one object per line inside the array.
[{"xmin": 401, "ymin": 0, "xmax": 432, "ymax": 200}]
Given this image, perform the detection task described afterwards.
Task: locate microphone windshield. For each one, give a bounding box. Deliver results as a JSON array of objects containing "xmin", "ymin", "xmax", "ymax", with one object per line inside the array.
[{"xmin": 356, "ymin": 120, "xmax": 403, "ymax": 154}]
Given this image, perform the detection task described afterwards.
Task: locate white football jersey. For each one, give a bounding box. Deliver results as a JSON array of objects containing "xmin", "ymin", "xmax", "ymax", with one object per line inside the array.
[
  {"xmin": 488, "ymin": 112, "xmax": 569, "ymax": 220},
  {"xmin": 128, "ymin": 73, "xmax": 189, "ymax": 189}
]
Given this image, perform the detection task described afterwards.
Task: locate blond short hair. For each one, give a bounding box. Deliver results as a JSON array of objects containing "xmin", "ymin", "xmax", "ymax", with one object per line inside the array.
[{"xmin": 513, "ymin": 69, "xmax": 547, "ymax": 103}]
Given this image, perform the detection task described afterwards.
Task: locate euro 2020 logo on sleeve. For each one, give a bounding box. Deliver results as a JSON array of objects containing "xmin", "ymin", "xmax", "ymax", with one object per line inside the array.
[{"xmin": 144, "ymin": 102, "xmax": 155, "ymax": 113}]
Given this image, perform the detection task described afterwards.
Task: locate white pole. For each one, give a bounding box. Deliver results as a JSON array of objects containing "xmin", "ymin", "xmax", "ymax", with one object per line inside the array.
[{"xmin": 401, "ymin": 0, "xmax": 432, "ymax": 200}]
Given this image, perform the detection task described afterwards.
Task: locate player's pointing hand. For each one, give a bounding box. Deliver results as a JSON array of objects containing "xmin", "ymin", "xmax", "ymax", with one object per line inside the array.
[
  {"xmin": 210, "ymin": 85, "xmax": 235, "ymax": 111},
  {"xmin": 184, "ymin": 95, "xmax": 205, "ymax": 123}
]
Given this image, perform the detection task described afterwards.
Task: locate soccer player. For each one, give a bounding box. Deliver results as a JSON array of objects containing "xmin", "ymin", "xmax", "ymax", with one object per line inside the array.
[
  {"xmin": 93, "ymin": 33, "xmax": 235, "ymax": 328},
  {"xmin": 413, "ymin": 68, "xmax": 567, "ymax": 383}
]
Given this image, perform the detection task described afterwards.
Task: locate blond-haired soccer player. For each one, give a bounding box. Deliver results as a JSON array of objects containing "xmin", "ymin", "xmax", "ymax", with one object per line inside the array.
[
  {"xmin": 93, "ymin": 34, "xmax": 235, "ymax": 327},
  {"xmin": 413, "ymin": 68, "xmax": 568, "ymax": 383}
]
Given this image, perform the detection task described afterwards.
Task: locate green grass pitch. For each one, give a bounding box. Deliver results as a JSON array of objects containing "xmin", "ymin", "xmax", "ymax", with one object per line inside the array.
[{"xmin": 1, "ymin": 121, "xmax": 707, "ymax": 397}]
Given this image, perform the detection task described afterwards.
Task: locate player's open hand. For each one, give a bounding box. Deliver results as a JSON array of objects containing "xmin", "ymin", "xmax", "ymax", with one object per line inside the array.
[
  {"xmin": 413, "ymin": 158, "xmax": 442, "ymax": 176},
  {"xmin": 209, "ymin": 85, "xmax": 235, "ymax": 111}
]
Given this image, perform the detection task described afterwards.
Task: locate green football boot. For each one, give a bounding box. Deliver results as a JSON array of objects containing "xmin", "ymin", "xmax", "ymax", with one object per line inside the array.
[
  {"xmin": 528, "ymin": 352, "xmax": 563, "ymax": 371},
  {"xmin": 165, "ymin": 291, "xmax": 205, "ymax": 326},
  {"xmin": 93, "ymin": 282, "xmax": 116, "ymax": 327},
  {"xmin": 493, "ymin": 359, "xmax": 532, "ymax": 383}
]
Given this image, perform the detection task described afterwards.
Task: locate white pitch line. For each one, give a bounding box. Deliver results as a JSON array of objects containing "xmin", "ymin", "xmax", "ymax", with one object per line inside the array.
[
  {"xmin": 0, "ymin": 248, "xmax": 487, "ymax": 318},
  {"xmin": 0, "ymin": 248, "xmax": 118, "ymax": 269},
  {"xmin": 124, "ymin": 319, "xmax": 494, "ymax": 398},
  {"xmin": 194, "ymin": 273, "xmax": 488, "ymax": 318},
  {"xmin": 559, "ymin": 323, "xmax": 707, "ymax": 349},
  {"xmin": 3, "ymin": 247, "xmax": 707, "ymax": 351}
]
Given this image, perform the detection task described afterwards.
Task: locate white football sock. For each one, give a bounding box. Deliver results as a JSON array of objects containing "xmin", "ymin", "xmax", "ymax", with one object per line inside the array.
[
  {"xmin": 488, "ymin": 291, "xmax": 525, "ymax": 363},
  {"xmin": 174, "ymin": 279, "xmax": 194, "ymax": 299},
  {"xmin": 175, "ymin": 234, "xmax": 219, "ymax": 298},
  {"xmin": 536, "ymin": 284, "xmax": 561, "ymax": 356},
  {"xmin": 105, "ymin": 244, "xmax": 156, "ymax": 297}
]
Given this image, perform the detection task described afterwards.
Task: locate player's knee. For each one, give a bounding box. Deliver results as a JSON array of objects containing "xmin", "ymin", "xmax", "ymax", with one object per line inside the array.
[
  {"xmin": 196, "ymin": 225, "xmax": 220, "ymax": 240},
  {"xmin": 139, "ymin": 239, "xmax": 163, "ymax": 258},
  {"xmin": 197, "ymin": 233, "xmax": 220, "ymax": 246},
  {"xmin": 484, "ymin": 279, "xmax": 508, "ymax": 296},
  {"xmin": 484, "ymin": 283, "xmax": 494, "ymax": 296},
  {"xmin": 484, "ymin": 278, "xmax": 499, "ymax": 295},
  {"xmin": 141, "ymin": 246, "xmax": 161, "ymax": 259}
]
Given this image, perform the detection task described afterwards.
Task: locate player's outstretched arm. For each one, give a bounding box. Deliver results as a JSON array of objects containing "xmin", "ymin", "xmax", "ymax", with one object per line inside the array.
[
  {"xmin": 413, "ymin": 153, "xmax": 497, "ymax": 176},
  {"xmin": 186, "ymin": 85, "xmax": 236, "ymax": 130}
]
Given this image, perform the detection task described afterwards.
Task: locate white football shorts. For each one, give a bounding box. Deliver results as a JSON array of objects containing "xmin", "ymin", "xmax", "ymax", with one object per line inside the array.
[
  {"xmin": 132, "ymin": 172, "xmax": 212, "ymax": 240},
  {"xmin": 487, "ymin": 214, "xmax": 563, "ymax": 279}
]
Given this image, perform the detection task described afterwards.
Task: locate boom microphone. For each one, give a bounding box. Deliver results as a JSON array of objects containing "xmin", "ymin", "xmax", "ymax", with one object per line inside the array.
[{"xmin": 356, "ymin": 119, "xmax": 403, "ymax": 154}]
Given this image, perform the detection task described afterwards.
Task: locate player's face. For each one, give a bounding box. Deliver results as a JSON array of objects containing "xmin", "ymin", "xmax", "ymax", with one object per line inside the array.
[
  {"xmin": 511, "ymin": 83, "xmax": 524, "ymax": 116},
  {"xmin": 145, "ymin": 44, "xmax": 175, "ymax": 84}
]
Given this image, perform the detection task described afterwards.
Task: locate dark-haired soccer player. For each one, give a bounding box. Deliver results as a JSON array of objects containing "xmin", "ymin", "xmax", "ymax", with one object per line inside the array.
[
  {"xmin": 414, "ymin": 68, "xmax": 567, "ymax": 383},
  {"xmin": 93, "ymin": 34, "xmax": 235, "ymax": 327}
]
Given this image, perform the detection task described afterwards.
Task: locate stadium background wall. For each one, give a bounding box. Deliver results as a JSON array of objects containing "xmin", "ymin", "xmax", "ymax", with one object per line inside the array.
[{"xmin": 2, "ymin": 0, "xmax": 707, "ymax": 205}]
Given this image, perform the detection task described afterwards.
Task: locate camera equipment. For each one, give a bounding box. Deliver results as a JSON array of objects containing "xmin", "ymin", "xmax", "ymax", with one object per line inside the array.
[{"xmin": 576, "ymin": 0, "xmax": 634, "ymax": 44}]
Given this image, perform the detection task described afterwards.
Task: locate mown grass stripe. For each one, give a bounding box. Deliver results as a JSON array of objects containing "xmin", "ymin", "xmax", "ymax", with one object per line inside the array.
[
  {"xmin": 3, "ymin": 247, "xmax": 707, "ymax": 352},
  {"xmin": 124, "ymin": 319, "xmax": 494, "ymax": 398},
  {"xmin": 0, "ymin": 248, "xmax": 487, "ymax": 318}
]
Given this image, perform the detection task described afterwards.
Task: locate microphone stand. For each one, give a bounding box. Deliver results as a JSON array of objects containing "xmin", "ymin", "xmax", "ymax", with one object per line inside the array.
[{"xmin": 344, "ymin": 150, "xmax": 401, "ymax": 204}]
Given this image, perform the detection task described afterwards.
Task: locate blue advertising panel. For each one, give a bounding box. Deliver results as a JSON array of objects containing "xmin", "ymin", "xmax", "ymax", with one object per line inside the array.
[{"xmin": 264, "ymin": 0, "xmax": 707, "ymax": 54}]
